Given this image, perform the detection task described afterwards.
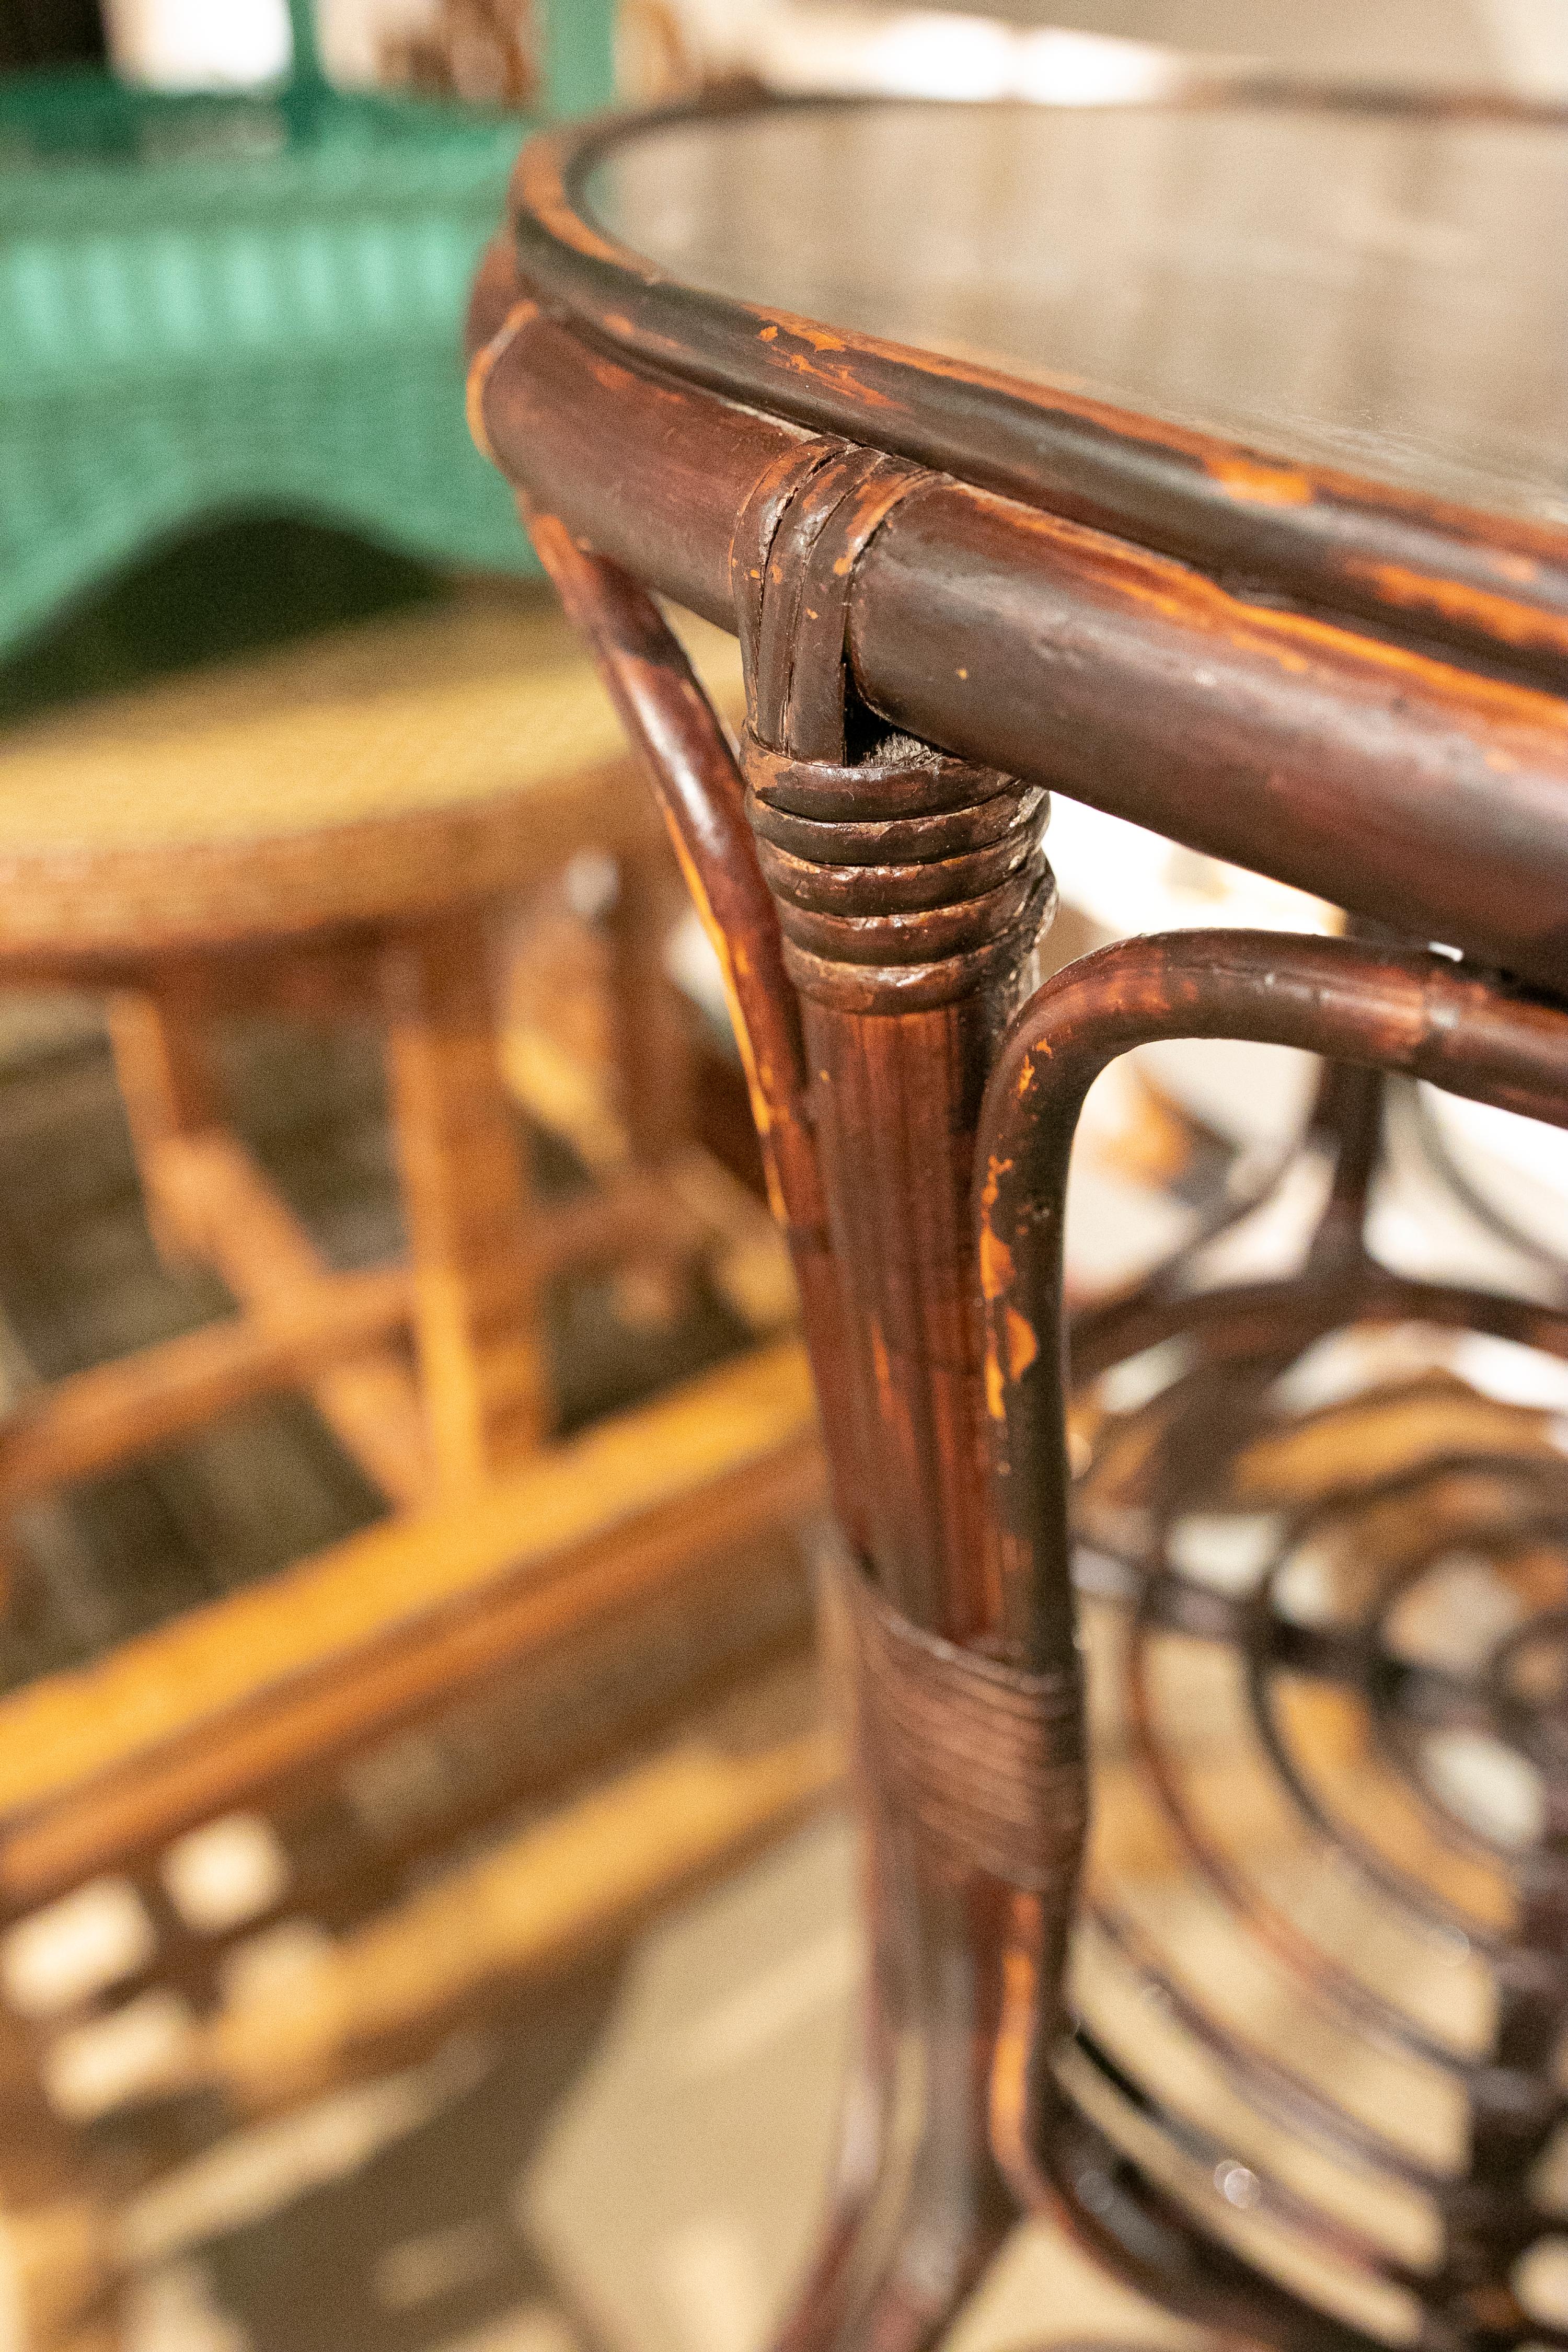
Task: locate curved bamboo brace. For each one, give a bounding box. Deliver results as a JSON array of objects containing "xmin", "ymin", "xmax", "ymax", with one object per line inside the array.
[
  {"xmin": 977, "ymin": 930, "xmax": 1568, "ymax": 1674},
  {"xmin": 973, "ymin": 928, "xmax": 1568, "ymax": 2343},
  {"xmin": 525, "ymin": 510, "xmax": 974, "ymax": 2352},
  {"xmin": 520, "ymin": 505, "xmax": 869, "ymax": 1549},
  {"xmin": 522, "ymin": 504, "xmax": 815, "ymax": 1227}
]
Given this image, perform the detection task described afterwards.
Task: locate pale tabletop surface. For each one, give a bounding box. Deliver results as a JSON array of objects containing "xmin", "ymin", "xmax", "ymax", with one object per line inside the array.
[{"xmin": 588, "ymin": 96, "xmax": 1568, "ymax": 526}]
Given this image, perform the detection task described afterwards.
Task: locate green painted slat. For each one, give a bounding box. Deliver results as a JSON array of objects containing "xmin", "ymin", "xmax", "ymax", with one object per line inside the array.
[{"xmin": 0, "ymin": 0, "xmax": 619, "ymax": 651}]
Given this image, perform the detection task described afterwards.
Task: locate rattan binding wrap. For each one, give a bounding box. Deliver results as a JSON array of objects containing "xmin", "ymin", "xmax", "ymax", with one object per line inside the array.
[{"xmin": 841, "ymin": 1559, "xmax": 1086, "ymax": 1892}]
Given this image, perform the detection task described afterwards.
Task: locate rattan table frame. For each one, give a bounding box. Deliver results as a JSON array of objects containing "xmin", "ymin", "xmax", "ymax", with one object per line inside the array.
[{"xmin": 469, "ymin": 85, "xmax": 1568, "ymax": 2352}]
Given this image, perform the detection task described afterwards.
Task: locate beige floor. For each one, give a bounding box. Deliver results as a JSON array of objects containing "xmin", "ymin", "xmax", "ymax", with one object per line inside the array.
[
  {"xmin": 528, "ymin": 1810, "xmax": 1198, "ymax": 2352},
  {"xmin": 123, "ymin": 1806, "xmax": 1198, "ymax": 2352}
]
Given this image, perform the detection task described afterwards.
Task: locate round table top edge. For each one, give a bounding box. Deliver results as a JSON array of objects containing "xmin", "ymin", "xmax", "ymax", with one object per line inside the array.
[{"xmin": 497, "ymin": 85, "xmax": 1568, "ymax": 686}]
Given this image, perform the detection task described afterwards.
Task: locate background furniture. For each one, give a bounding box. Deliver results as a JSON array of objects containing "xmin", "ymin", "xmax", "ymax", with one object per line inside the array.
[
  {"xmin": 0, "ymin": 586, "xmax": 771, "ymax": 1506},
  {"xmin": 0, "ymin": 581, "xmax": 827, "ymax": 2350},
  {"xmin": 0, "ymin": 15, "xmax": 839, "ymax": 2342},
  {"xmin": 617, "ymin": 0, "xmax": 1568, "ymax": 109},
  {"xmin": 0, "ymin": 0, "xmax": 615, "ymax": 660},
  {"xmin": 470, "ymin": 80, "xmax": 1568, "ymax": 2352}
]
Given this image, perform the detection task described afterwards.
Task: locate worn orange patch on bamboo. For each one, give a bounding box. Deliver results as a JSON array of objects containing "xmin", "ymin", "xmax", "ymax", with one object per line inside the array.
[
  {"xmin": 1006, "ymin": 1308, "xmax": 1038, "ymax": 1381},
  {"xmin": 979, "ymin": 1223, "xmax": 1014, "ymax": 1304},
  {"xmin": 1344, "ymin": 560, "xmax": 1568, "ymax": 656},
  {"xmin": 989, "ymin": 1929, "xmax": 1042, "ymax": 2174},
  {"xmin": 870, "ymin": 1318, "xmax": 892, "ymax": 1403},
  {"xmin": 1208, "ymin": 456, "xmax": 1313, "ymax": 507}
]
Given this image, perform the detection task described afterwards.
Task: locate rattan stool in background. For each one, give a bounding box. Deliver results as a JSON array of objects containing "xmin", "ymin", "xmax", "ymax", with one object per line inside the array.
[
  {"xmin": 0, "ymin": 585, "xmax": 827, "ymax": 2351},
  {"xmin": 0, "ymin": 585, "xmax": 768, "ymax": 1508}
]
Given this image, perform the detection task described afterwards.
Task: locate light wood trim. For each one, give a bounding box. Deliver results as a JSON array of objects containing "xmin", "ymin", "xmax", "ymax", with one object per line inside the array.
[
  {"xmin": 0, "ymin": 2197, "xmax": 119, "ymax": 2352},
  {"xmin": 106, "ymin": 995, "xmax": 221, "ymax": 1192},
  {"xmin": 3, "ymin": 1432, "xmax": 820, "ymax": 1910},
  {"xmin": 162, "ymin": 1714, "xmax": 841, "ymax": 2114},
  {"xmin": 0, "ymin": 1342, "xmax": 820, "ymax": 1893},
  {"xmin": 0, "ymin": 2006, "xmax": 118, "ymax": 2352},
  {"xmin": 603, "ymin": 839, "xmax": 699, "ymax": 1321},
  {"xmin": 147, "ymin": 1129, "xmax": 430, "ymax": 1508},
  {"xmin": 521, "ymin": 1166, "xmax": 704, "ymax": 1287},
  {"xmin": 504, "ymin": 1022, "xmax": 627, "ymax": 1173},
  {"xmin": 383, "ymin": 913, "xmax": 547, "ymax": 1490},
  {"xmin": 0, "ymin": 1269, "xmax": 412, "ymax": 1508},
  {"xmin": 607, "ymin": 843, "xmax": 694, "ymax": 1172}
]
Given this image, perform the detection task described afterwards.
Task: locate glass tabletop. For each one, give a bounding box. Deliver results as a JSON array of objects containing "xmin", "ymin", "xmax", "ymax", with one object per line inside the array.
[{"xmin": 586, "ymin": 98, "xmax": 1568, "ymax": 528}]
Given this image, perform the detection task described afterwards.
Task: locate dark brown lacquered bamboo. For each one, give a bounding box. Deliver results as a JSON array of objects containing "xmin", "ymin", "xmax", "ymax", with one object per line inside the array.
[
  {"xmin": 519, "ymin": 419, "xmax": 1065, "ymax": 2352},
  {"xmin": 516, "ymin": 505, "xmax": 873, "ymax": 1552},
  {"xmin": 979, "ymin": 932, "xmax": 1568, "ymax": 1665},
  {"xmin": 727, "ymin": 431, "xmax": 1064, "ymax": 2352},
  {"xmin": 975, "ymin": 929, "xmax": 1568, "ymax": 2351},
  {"xmin": 731, "ymin": 431, "xmax": 1056, "ymax": 1641},
  {"xmin": 469, "ymin": 266, "xmax": 1568, "ymax": 1000},
  {"xmin": 465, "ymin": 93, "xmax": 1568, "ymax": 2352},
  {"xmin": 508, "ymin": 92, "xmax": 1568, "ymax": 677}
]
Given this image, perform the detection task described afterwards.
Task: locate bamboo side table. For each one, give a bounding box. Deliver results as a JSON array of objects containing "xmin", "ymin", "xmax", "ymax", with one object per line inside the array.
[{"xmin": 470, "ymin": 84, "xmax": 1568, "ymax": 2352}]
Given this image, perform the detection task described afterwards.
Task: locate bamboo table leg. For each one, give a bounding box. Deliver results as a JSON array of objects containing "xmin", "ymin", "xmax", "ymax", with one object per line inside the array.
[
  {"xmin": 105, "ymin": 993, "xmax": 221, "ymax": 1272},
  {"xmin": 383, "ymin": 908, "xmax": 548, "ymax": 1494},
  {"xmin": 108, "ymin": 990, "xmax": 429, "ymax": 1507},
  {"xmin": 529, "ymin": 454, "xmax": 1065, "ymax": 2352}
]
